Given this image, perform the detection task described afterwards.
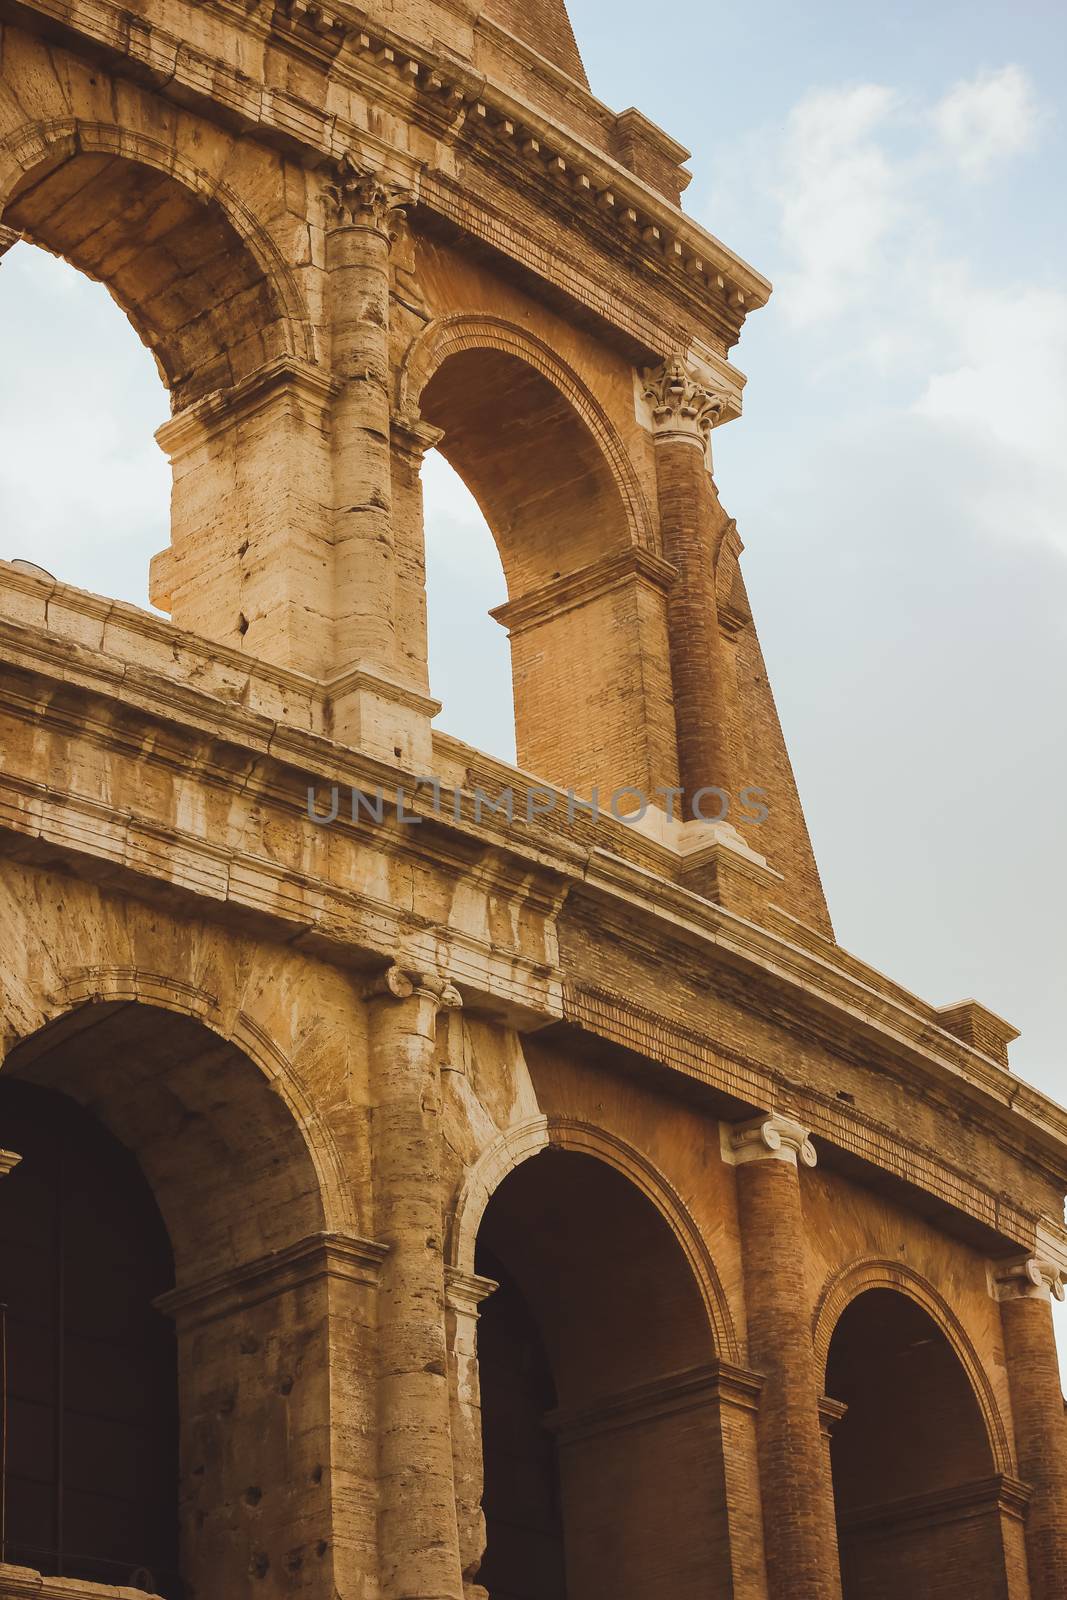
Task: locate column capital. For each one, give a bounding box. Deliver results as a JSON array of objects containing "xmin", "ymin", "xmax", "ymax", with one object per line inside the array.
[
  {"xmin": 728, "ymin": 1112, "xmax": 817, "ymax": 1169},
  {"xmin": 641, "ymin": 355, "xmax": 730, "ymax": 452},
  {"xmin": 0, "ymin": 1149, "xmax": 22, "ymax": 1177},
  {"xmin": 324, "ymin": 152, "xmax": 413, "ymax": 236},
  {"xmin": 363, "ymin": 963, "xmax": 463, "ymax": 1010},
  {"xmin": 993, "ymin": 1255, "xmax": 1066, "ymax": 1303}
]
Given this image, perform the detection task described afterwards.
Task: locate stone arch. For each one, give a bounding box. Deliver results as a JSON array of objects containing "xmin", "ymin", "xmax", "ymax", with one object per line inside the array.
[
  {"xmin": 449, "ymin": 1112, "xmax": 740, "ymax": 1362},
  {"xmin": 813, "ymin": 1256, "xmax": 1014, "ymax": 1476},
  {"xmin": 4, "ymin": 961, "xmax": 358, "ymax": 1270},
  {"xmin": 400, "ymin": 312, "xmax": 655, "ymax": 555},
  {"xmin": 0, "ymin": 117, "xmax": 315, "ymax": 407},
  {"xmin": 403, "ymin": 314, "xmax": 678, "ymax": 799}
]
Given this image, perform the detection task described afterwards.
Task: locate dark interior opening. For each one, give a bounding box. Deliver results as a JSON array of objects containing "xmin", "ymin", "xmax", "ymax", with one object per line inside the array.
[{"xmin": 0, "ymin": 1078, "xmax": 179, "ymax": 1595}]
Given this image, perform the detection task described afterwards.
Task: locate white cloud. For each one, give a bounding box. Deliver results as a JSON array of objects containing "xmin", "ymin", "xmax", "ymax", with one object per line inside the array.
[
  {"xmin": 776, "ymin": 84, "xmax": 901, "ymax": 324},
  {"xmin": 763, "ymin": 66, "xmax": 1066, "ymax": 558},
  {"xmin": 914, "ymin": 277, "xmax": 1067, "ymax": 553},
  {"xmin": 932, "ymin": 65, "xmax": 1041, "ymax": 178}
]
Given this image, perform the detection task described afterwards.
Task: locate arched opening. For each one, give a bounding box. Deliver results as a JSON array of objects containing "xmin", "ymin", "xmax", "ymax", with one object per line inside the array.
[
  {"xmin": 416, "ymin": 340, "xmax": 677, "ymax": 799},
  {"xmin": 0, "ymin": 239, "xmax": 169, "ymax": 603},
  {"xmin": 826, "ymin": 1288, "xmax": 1010, "ymax": 1598},
  {"xmin": 421, "ymin": 448, "xmax": 514, "ymax": 761},
  {"xmin": 1, "ymin": 131, "xmax": 325, "ymax": 668},
  {"xmin": 473, "ymin": 1150, "xmax": 732, "ymax": 1599},
  {"xmin": 3, "ymin": 148, "xmax": 292, "ymax": 409},
  {"xmin": 420, "ymin": 348, "xmax": 633, "ymax": 598},
  {"xmin": 1, "ymin": 1000, "xmax": 333, "ymax": 1600},
  {"xmin": 0, "ymin": 1079, "xmax": 178, "ymax": 1593}
]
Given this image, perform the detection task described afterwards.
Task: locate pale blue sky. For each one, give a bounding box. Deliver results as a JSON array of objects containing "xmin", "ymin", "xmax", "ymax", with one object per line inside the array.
[{"xmin": 1, "ymin": 2, "xmax": 1065, "ymax": 1345}]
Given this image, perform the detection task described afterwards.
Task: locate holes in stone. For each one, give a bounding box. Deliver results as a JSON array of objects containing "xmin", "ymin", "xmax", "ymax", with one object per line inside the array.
[
  {"xmin": 243, "ymin": 1487, "xmax": 262, "ymax": 1507},
  {"xmin": 238, "ymin": 612, "xmax": 249, "ymax": 635},
  {"xmin": 835, "ymin": 1090, "xmax": 855, "ymax": 1104},
  {"xmin": 278, "ymin": 1373, "xmax": 295, "ymax": 1395},
  {"xmin": 310, "ymin": 1465, "xmax": 324, "ymax": 1485},
  {"xmin": 249, "ymin": 1551, "xmax": 270, "ymax": 1579}
]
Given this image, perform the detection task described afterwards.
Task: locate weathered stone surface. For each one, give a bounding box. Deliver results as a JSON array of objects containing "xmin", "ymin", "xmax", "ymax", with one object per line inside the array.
[{"xmin": 1, "ymin": 3, "xmax": 1065, "ymax": 1600}]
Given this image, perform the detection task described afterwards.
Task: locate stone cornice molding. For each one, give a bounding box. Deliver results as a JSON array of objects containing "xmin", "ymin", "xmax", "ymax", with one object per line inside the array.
[
  {"xmin": 546, "ymin": 1361, "xmax": 763, "ymax": 1443},
  {"xmin": 727, "ymin": 1111, "xmax": 818, "ymax": 1168},
  {"xmin": 0, "ymin": 1563, "xmax": 165, "ymax": 1600},
  {"xmin": 491, "ymin": 547, "xmax": 677, "ymax": 637},
  {"xmin": 8, "ymin": 0, "xmax": 768, "ymax": 351},
  {"xmin": 0, "ymin": 1149, "xmax": 22, "ymax": 1177},
  {"xmin": 153, "ymin": 357, "xmax": 339, "ymax": 459},
  {"xmin": 444, "ymin": 1266, "xmax": 499, "ymax": 1317},
  {"xmin": 836, "ymin": 1475, "xmax": 1031, "ymax": 1534},
  {"xmin": 818, "ymin": 1395, "xmax": 849, "ymax": 1436},
  {"xmin": 993, "ymin": 1255, "xmax": 1067, "ymax": 1303},
  {"xmin": 0, "ymin": 224, "xmax": 22, "ymax": 259},
  {"xmin": 642, "ymin": 356, "xmax": 730, "ymax": 451},
  {"xmin": 154, "ymin": 1232, "xmax": 390, "ymax": 1327},
  {"xmin": 323, "ymin": 151, "xmax": 414, "ymax": 235}
]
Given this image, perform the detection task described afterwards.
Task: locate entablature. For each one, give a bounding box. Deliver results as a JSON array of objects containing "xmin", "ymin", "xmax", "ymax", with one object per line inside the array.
[
  {"xmin": 0, "ymin": 0, "xmax": 769, "ymax": 364},
  {"xmin": 1, "ymin": 574, "xmax": 1065, "ymax": 1255}
]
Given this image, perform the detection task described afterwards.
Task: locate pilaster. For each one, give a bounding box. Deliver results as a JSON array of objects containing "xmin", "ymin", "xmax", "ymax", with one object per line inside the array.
[
  {"xmin": 366, "ymin": 965, "xmax": 465, "ymax": 1600},
  {"xmin": 729, "ymin": 1111, "xmax": 840, "ymax": 1600},
  {"xmin": 642, "ymin": 355, "xmax": 743, "ymax": 820},
  {"xmin": 150, "ymin": 357, "xmax": 337, "ymax": 674},
  {"xmin": 993, "ymin": 1251, "xmax": 1067, "ymax": 1600}
]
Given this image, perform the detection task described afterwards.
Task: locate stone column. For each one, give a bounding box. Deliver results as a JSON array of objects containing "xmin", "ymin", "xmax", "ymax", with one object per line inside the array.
[
  {"xmin": 731, "ymin": 1112, "xmax": 838, "ymax": 1600},
  {"xmin": 323, "ymin": 159, "xmax": 439, "ymax": 764},
  {"xmin": 367, "ymin": 966, "xmax": 465, "ymax": 1600},
  {"xmin": 643, "ymin": 356, "xmax": 739, "ymax": 817},
  {"xmin": 995, "ymin": 1252, "xmax": 1067, "ymax": 1599},
  {"xmin": 326, "ymin": 156, "xmax": 408, "ymax": 673}
]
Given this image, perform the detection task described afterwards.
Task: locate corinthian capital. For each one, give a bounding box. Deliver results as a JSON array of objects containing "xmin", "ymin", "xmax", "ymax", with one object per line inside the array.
[
  {"xmin": 642, "ymin": 356, "xmax": 729, "ymax": 450},
  {"xmin": 994, "ymin": 1256, "xmax": 1067, "ymax": 1302},
  {"xmin": 728, "ymin": 1112, "xmax": 817, "ymax": 1169},
  {"xmin": 325, "ymin": 153, "xmax": 413, "ymax": 235}
]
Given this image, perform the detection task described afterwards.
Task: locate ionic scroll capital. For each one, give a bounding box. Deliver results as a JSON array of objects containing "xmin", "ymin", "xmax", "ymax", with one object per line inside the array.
[
  {"xmin": 324, "ymin": 153, "xmax": 413, "ymax": 236},
  {"xmin": 642, "ymin": 356, "xmax": 729, "ymax": 453},
  {"xmin": 363, "ymin": 963, "xmax": 462, "ymax": 1010},
  {"xmin": 993, "ymin": 1256, "xmax": 1066, "ymax": 1303},
  {"xmin": 728, "ymin": 1112, "xmax": 817, "ymax": 1169}
]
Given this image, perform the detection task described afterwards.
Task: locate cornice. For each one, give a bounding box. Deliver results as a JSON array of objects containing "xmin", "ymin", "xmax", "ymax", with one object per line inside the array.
[
  {"xmin": 490, "ymin": 547, "xmax": 677, "ymax": 636},
  {"xmin": 155, "ymin": 1231, "xmax": 390, "ymax": 1327},
  {"xmin": 2, "ymin": 599, "xmax": 1066, "ymax": 1210},
  {"xmin": 1, "ymin": 0, "xmax": 770, "ymax": 354}
]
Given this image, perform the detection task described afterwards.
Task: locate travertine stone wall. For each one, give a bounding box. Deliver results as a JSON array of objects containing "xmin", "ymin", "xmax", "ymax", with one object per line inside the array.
[{"xmin": 2, "ymin": 4, "xmax": 1066, "ymax": 1600}]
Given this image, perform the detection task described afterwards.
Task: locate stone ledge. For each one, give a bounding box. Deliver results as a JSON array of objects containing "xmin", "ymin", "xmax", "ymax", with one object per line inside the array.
[{"xmin": 0, "ymin": 1566, "xmax": 162, "ymax": 1600}]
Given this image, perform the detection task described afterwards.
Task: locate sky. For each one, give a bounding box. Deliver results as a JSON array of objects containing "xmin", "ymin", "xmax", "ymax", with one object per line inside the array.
[{"xmin": 1, "ymin": 1, "xmax": 1065, "ymax": 1346}]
